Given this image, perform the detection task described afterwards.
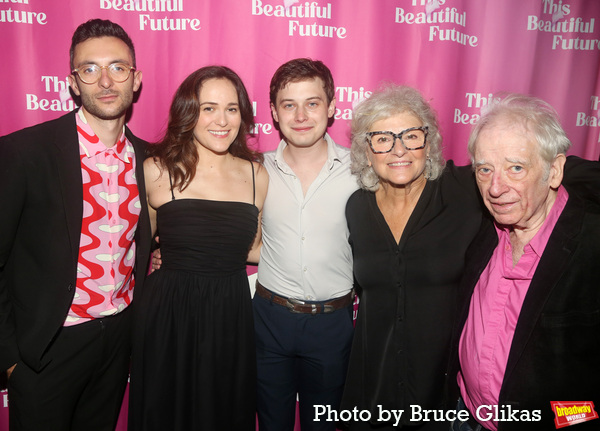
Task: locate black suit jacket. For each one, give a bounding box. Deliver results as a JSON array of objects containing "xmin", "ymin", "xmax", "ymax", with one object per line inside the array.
[
  {"xmin": 0, "ymin": 111, "xmax": 152, "ymax": 372},
  {"xmin": 450, "ymin": 192, "xmax": 600, "ymax": 430}
]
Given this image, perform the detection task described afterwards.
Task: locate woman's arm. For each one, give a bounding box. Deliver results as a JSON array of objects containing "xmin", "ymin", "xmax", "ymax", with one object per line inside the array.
[{"xmin": 247, "ymin": 162, "xmax": 269, "ymax": 264}]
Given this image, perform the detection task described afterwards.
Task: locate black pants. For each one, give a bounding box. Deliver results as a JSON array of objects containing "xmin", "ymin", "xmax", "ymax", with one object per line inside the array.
[
  {"xmin": 8, "ymin": 308, "xmax": 132, "ymax": 431},
  {"xmin": 254, "ymin": 292, "xmax": 354, "ymax": 431}
]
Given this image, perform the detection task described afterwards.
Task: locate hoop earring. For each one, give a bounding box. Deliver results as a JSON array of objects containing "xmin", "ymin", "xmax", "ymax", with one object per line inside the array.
[
  {"xmin": 425, "ymin": 156, "xmax": 432, "ymax": 179},
  {"xmin": 360, "ymin": 165, "xmax": 379, "ymax": 190}
]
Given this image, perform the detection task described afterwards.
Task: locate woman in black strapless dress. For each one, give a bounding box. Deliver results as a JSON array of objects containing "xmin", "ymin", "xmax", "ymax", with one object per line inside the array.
[{"xmin": 129, "ymin": 66, "xmax": 268, "ymax": 431}]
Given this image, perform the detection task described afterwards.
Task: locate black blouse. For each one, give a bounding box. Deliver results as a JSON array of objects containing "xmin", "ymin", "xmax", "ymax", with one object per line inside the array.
[{"xmin": 340, "ymin": 162, "xmax": 485, "ymax": 429}]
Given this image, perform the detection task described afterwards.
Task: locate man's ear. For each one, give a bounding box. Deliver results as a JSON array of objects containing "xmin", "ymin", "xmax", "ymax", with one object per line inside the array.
[
  {"xmin": 132, "ymin": 69, "xmax": 143, "ymax": 92},
  {"xmin": 549, "ymin": 153, "xmax": 566, "ymax": 189},
  {"xmin": 68, "ymin": 74, "xmax": 81, "ymax": 97},
  {"xmin": 327, "ymin": 98, "xmax": 336, "ymax": 118},
  {"xmin": 270, "ymin": 103, "xmax": 279, "ymax": 123}
]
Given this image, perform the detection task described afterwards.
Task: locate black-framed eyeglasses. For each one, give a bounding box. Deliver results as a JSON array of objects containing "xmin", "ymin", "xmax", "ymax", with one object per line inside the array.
[
  {"xmin": 366, "ymin": 126, "xmax": 429, "ymax": 153},
  {"xmin": 71, "ymin": 63, "xmax": 136, "ymax": 84}
]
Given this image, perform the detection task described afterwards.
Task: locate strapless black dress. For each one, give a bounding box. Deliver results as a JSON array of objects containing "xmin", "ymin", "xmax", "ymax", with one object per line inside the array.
[{"xmin": 129, "ymin": 198, "xmax": 258, "ymax": 430}]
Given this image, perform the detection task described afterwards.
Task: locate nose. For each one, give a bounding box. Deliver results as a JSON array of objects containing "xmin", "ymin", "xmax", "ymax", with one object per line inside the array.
[
  {"xmin": 391, "ymin": 137, "xmax": 407, "ymax": 156},
  {"xmin": 214, "ymin": 111, "xmax": 227, "ymax": 126},
  {"xmin": 488, "ymin": 171, "xmax": 509, "ymax": 197},
  {"xmin": 98, "ymin": 67, "xmax": 113, "ymax": 89},
  {"xmin": 294, "ymin": 106, "xmax": 307, "ymax": 122}
]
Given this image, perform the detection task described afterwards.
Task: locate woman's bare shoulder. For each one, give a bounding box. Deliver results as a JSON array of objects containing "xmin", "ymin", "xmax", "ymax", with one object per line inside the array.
[{"xmin": 144, "ymin": 156, "xmax": 164, "ymax": 179}]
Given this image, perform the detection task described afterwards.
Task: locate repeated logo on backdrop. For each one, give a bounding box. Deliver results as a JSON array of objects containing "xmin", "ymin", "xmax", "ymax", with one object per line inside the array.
[
  {"xmin": 395, "ymin": 0, "xmax": 478, "ymax": 47},
  {"xmin": 100, "ymin": 0, "xmax": 201, "ymax": 31},
  {"xmin": 577, "ymin": 96, "xmax": 600, "ymax": 144},
  {"xmin": 334, "ymin": 86, "xmax": 372, "ymax": 120},
  {"xmin": 0, "ymin": 0, "xmax": 71, "ymax": 112},
  {"xmin": 0, "ymin": 0, "xmax": 46, "ymax": 25},
  {"xmin": 578, "ymin": 96, "xmax": 600, "ymax": 128},
  {"xmin": 453, "ymin": 93, "xmax": 501, "ymax": 126},
  {"xmin": 0, "ymin": 0, "xmax": 599, "ymax": 159},
  {"xmin": 252, "ymin": 0, "xmax": 347, "ymax": 39},
  {"xmin": 527, "ymin": 0, "xmax": 597, "ymax": 50},
  {"xmin": 27, "ymin": 76, "xmax": 74, "ymax": 112}
]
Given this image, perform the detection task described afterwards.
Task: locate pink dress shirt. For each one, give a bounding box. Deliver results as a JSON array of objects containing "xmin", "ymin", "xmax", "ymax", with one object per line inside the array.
[{"xmin": 457, "ymin": 186, "xmax": 569, "ymax": 430}]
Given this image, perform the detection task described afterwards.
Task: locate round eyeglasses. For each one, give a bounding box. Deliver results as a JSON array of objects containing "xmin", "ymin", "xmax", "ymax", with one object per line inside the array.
[
  {"xmin": 71, "ymin": 63, "xmax": 136, "ymax": 84},
  {"xmin": 366, "ymin": 126, "xmax": 429, "ymax": 153}
]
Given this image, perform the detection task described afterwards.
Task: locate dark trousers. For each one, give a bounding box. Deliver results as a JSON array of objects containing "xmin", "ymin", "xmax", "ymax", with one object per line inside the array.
[
  {"xmin": 253, "ymin": 291, "xmax": 354, "ymax": 431},
  {"xmin": 449, "ymin": 398, "xmax": 485, "ymax": 431},
  {"xmin": 8, "ymin": 308, "xmax": 132, "ymax": 431}
]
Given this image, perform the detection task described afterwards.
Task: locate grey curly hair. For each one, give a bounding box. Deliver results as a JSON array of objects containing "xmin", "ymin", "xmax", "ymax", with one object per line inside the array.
[{"xmin": 350, "ymin": 85, "xmax": 445, "ymax": 191}]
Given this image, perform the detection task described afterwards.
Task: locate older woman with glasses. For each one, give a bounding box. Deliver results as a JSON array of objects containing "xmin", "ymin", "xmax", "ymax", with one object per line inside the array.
[{"xmin": 339, "ymin": 85, "xmax": 484, "ymax": 431}]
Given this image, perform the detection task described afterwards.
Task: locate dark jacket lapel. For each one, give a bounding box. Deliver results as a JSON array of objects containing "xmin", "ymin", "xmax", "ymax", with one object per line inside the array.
[
  {"xmin": 502, "ymin": 195, "xmax": 583, "ymax": 385},
  {"xmin": 126, "ymin": 127, "xmax": 151, "ymax": 289},
  {"xmin": 50, "ymin": 112, "xmax": 84, "ymax": 268}
]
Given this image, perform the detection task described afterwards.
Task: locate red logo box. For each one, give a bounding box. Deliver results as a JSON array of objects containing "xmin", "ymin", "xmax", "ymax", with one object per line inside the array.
[{"xmin": 551, "ymin": 401, "xmax": 599, "ymax": 428}]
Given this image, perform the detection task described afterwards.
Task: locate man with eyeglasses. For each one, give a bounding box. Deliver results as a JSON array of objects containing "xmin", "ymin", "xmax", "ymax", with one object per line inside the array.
[{"xmin": 0, "ymin": 19, "xmax": 151, "ymax": 430}]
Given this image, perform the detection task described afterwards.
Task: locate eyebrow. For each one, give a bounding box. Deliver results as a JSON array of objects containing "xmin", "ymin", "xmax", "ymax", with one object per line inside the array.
[
  {"xmin": 473, "ymin": 157, "xmax": 529, "ymax": 167},
  {"xmin": 506, "ymin": 157, "xmax": 529, "ymax": 165},
  {"xmin": 75, "ymin": 59, "xmax": 131, "ymax": 67},
  {"xmin": 199, "ymin": 101, "xmax": 239, "ymax": 107},
  {"xmin": 279, "ymin": 96, "xmax": 323, "ymax": 104}
]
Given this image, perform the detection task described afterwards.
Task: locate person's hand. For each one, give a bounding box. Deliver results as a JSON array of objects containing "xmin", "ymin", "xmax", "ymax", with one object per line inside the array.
[
  {"xmin": 152, "ymin": 246, "xmax": 162, "ymax": 272},
  {"xmin": 6, "ymin": 363, "xmax": 16, "ymax": 379}
]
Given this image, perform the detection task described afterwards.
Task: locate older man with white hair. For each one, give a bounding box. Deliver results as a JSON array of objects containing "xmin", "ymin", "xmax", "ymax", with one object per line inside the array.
[{"xmin": 452, "ymin": 94, "xmax": 600, "ymax": 431}]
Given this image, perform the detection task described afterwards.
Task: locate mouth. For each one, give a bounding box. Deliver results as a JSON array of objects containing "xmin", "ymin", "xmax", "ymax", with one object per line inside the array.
[
  {"xmin": 97, "ymin": 92, "xmax": 119, "ymax": 102},
  {"xmin": 292, "ymin": 126, "xmax": 312, "ymax": 133},
  {"xmin": 209, "ymin": 130, "xmax": 230, "ymax": 138},
  {"xmin": 388, "ymin": 161, "xmax": 411, "ymax": 167},
  {"xmin": 489, "ymin": 201, "xmax": 515, "ymax": 212}
]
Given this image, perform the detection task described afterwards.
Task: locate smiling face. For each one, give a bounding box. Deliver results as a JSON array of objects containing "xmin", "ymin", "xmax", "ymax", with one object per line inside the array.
[
  {"xmin": 271, "ymin": 77, "xmax": 335, "ymax": 149},
  {"xmin": 367, "ymin": 112, "xmax": 428, "ymax": 191},
  {"xmin": 68, "ymin": 36, "xmax": 142, "ymax": 122},
  {"xmin": 192, "ymin": 78, "xmax": 241, "ymax": 155},
  {"xmin": 473, "ymin": 121, "xmax": 565, "ymax": 231}
]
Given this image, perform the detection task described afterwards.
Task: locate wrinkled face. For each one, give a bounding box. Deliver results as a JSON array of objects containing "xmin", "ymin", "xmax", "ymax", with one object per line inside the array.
[
  {"xmin": 366, "ymin": 112, "xmax": 428, "ymax": 190},
  {"xmin": 271, "ymin": 78, "xmax": 335, "ymax": 149},
  {"xmin": 473, "ymin": 121, "xmax": 564, "ymax": 231},
  {"xmin": 68, "ymin": 36, "xmax": 142, "ymax": 122},
  {"xmin": 193, "ymin": 78, "xmax": 241, "ymax": 154}
]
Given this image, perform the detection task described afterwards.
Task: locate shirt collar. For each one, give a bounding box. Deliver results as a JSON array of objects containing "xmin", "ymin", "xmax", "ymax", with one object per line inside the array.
[
  {"xmin": 76, "ymin": 109, "xmax": 133, "ymax": 163},
  {"xmin": 274, "ymin": 133, "xmax": 342, "ymax": 174},
  {"xmin": 494, "ymin": 185, "xmax": 569, "ymax": 257}
]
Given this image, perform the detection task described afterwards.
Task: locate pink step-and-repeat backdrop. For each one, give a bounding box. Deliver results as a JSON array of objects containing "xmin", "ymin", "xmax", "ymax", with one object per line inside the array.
[{"xmin": 1, "ymin": 0, "xmax": 600, "ymax": 429}]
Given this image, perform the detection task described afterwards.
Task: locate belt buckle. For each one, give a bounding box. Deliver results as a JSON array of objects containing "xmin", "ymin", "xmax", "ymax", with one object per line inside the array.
[{"xmin": 286, "ymin": 297, "xmax": 305, "ymax": 313}]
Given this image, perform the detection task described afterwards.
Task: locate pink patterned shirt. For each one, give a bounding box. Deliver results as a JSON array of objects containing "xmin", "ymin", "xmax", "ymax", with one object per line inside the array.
[
  {"xmin": 457, "ymin": 186, "xmax": 568, "ymax": 430},
  {"xmin": 65, "ymin": 109, "xmax": 141, "ymax": 326}
]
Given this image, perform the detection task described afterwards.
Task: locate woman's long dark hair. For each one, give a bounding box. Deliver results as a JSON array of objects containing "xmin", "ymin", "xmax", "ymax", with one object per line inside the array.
[{"xmin": 149, "ymin": 65, "xmax": 263, "ymax": 191}]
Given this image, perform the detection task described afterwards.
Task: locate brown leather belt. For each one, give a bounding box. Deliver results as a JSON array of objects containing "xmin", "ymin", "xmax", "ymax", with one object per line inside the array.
[{"xmin": 255, "ymin": 281, "xmax": 354, "ymax": 314}]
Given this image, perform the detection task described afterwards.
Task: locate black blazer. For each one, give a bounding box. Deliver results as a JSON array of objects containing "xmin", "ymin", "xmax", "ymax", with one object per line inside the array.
[
  {"xmin": 0, "ymin": 111, "xmax": 152, "ymax": 372},
  {"xmin": 449, "ymin": 193, "xmax": 600, "ymax": 430}
]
